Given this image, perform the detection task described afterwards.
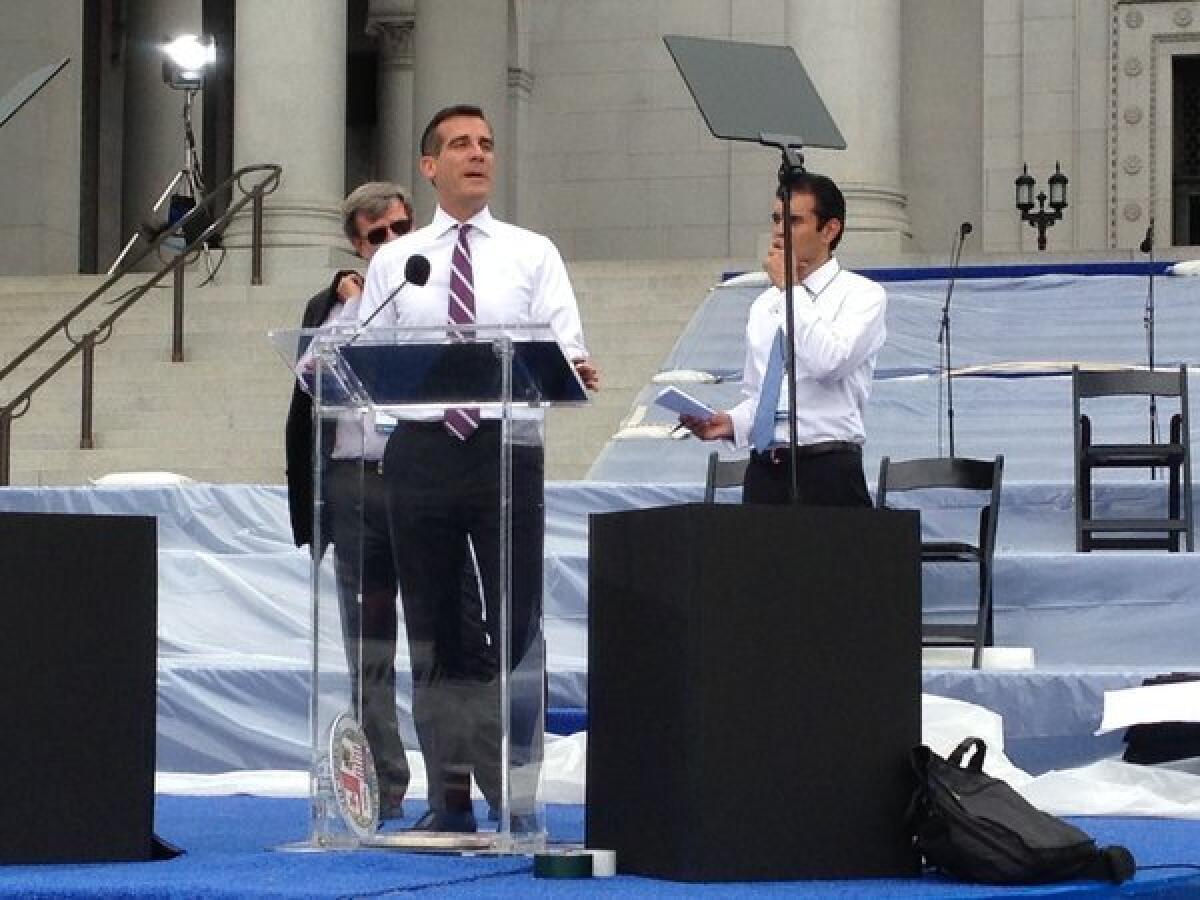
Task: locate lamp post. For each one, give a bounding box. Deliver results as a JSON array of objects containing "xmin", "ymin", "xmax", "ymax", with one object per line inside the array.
[{"xmin": 1015, "ymin": 162, "xmax": 1069, "ymax": 251}]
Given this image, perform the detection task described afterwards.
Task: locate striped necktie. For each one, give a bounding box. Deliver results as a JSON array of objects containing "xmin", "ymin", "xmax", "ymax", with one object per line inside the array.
[{"xmin": 444, "ymin": 224, "xmax": 479, "ymax": 440}]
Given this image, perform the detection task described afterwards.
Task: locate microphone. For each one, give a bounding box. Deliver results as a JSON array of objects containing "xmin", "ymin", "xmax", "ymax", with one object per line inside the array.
[
  {"xmin": 351, "ymin": 253, "xmax": 430, "ymax": 338},
  {"xmin": 1140, "ymin": 218, "xmax": 1155, "ymax": 254},
  {"xmin": 401, "ymin": 252, "xmax": 431, "ymax": 288},
  {"xmin": 960, "ymin": 221, "xmax": 973, "ymax": 238}
]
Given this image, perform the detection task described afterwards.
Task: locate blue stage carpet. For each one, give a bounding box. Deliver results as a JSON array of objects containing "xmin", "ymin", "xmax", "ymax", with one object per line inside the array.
[{"xmin": 0, "ymin": 797, "xmax": 1197, "ymax": 898}]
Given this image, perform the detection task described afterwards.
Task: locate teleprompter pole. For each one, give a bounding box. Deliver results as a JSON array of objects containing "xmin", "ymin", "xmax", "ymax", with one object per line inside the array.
[{"xmin": 761, "ymin": 134, "xmax": 806, "ymax": 504}]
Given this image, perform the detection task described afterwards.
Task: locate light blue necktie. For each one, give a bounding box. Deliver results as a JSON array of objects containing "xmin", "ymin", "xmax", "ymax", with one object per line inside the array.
[{"xmin": 750, "ymin": 327, "xmax": 786, "ymax": 452}]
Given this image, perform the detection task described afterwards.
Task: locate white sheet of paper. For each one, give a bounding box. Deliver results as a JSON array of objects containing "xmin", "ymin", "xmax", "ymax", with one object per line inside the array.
[
  {"xmin": 1096, "ymin": 680, "xmax": 1200, "ymax": 734},
  {"xmin": 654, "ymin": 386, "xmax": 716, "ymax": 420}
]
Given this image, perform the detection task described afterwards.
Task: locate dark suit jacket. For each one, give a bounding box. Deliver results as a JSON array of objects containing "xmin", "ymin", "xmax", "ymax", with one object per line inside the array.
[{"xmin": 284, "ymin": 271, "xmax": 357, "ymax": 548}]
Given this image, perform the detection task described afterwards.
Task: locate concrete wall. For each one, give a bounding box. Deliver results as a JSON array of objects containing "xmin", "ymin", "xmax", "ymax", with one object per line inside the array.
[
  {"xmin": 9, "ymin": 1, "xmax": 1200, "ymax": 274},
  {"xmin": 522, "ymin": 0, "xmax": 913, "ymax": 261},
  {"xmin": 981, "ymin": 0, "xmax": 1112, "ymax": 254},
  {"xmin": 522, "ymin": 0, "xmax": 783, "ymax": 261},
  {"xmin": 902, "ymin": 0, "xmax": 984, "ymax": 258},
  {"xmin": 0, "ymin": 1, "xmax": 83, "ymax": 274}
]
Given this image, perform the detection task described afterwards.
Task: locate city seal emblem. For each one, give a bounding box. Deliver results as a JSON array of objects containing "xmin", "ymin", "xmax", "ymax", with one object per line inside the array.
[{"xmin": 328, "ymin": 713, "xmax": 380, "ymax": 839}]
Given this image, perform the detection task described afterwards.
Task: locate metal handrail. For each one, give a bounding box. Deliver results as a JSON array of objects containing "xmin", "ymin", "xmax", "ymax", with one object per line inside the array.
[{"xmin": 0, "ymin": 163, "xmax": 282, "ymax": 485}]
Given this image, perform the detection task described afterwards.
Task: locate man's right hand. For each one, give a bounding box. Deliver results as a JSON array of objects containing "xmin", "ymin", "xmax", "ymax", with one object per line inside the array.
[
  {"xmin": 680, "ymin": 411, "xmax": 734, "ymax": 441},
  {"xmin": 764, "ymin": 238, "xmax": 786, "ymax": 290},
  {"xmin": 336, "ymin": 271, "xmax": 364, "ymax": 301}
]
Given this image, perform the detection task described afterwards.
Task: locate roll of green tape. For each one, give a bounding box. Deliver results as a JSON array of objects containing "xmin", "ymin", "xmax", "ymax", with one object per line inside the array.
[{"xmin": 534, "ymin": 851, "xmax": 593, "ymax": 878}]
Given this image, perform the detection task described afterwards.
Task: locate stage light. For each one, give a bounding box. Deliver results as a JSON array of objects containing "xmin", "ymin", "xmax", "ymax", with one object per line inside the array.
[
  {"xmin": 161, "ymin": 34, "xmax": 216, "ymax": 91},
  {"xmin": 109, "ymin": 34, "xmax": 217, "ymax": 275}
]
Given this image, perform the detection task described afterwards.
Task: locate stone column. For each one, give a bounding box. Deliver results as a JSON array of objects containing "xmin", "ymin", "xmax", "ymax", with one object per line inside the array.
[
  {"xmin": 411, "ymin": 0, "xmax": 509, "ymax": 220},
  {"xmin": 507, "ymin": 0, "xmax": 532, "ymax": 224},
  {"xmin": 367, "ymin": 0, "xmax": 417, "ymax": 192},
  {"xmin": 225, "ymin": 0, "xmax": 346, "ymax": 267},
  {"xmin": 787, "ymin": 0, "xmax": 909, "ymax": 254},
  {"xmin": 121, "ymin": 0, "xmax": 203, "ymax": 268}
]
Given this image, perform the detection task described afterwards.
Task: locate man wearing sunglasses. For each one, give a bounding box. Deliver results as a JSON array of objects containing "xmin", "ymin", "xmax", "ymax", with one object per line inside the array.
[{"xmin": 284, "ymin": 182, "xmax": 420, "ymax": 821}]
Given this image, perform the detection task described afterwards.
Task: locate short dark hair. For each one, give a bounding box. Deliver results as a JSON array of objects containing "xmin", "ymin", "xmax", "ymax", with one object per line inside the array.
[
  {"xmin": 340, "ymin": 182, "xmax": 412, "ymax": 241},
  {"xmin": 777, "ymin": 171, "xmax": 846, "ymax": 251},
  {"xmin": 419, "ymin": 104, "xmax": 489, "ymax": 157}
]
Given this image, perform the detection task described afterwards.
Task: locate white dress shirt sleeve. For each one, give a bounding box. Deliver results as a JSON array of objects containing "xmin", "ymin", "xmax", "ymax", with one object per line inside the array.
[
  {"xmin": 530, "ymin": 238, "xmax": 588, "ymax": 359},
  {"xmin": 790, "ymin": 278, "xmax": 887, "ymax": 381}
]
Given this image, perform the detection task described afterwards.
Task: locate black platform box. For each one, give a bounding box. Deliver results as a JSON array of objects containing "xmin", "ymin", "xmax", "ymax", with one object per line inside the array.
[
  {"xmin": 586, "ymin": 503, "xmax": 920, "ymax": 881},
  {"xmin": 0, "ymin": 511, "xmax": 158, "ymax": 863}
]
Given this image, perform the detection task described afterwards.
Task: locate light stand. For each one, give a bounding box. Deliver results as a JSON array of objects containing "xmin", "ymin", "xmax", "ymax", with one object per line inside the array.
[
  {"xmin": 107, "ymin": 35, "xmax": 217, "ymax": 279},
  {"xmin": 937, "ymin": 222, "xmax": 972, "ymax": 458}
]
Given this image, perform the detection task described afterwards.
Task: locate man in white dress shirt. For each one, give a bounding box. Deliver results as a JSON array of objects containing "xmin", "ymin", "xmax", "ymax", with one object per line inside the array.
[
  {"xmin": 358, "ymin": 104, "xmax": 599, "ymax": 832},
  {"xmin": 682, "ymin": 172, "xmax": 886, "ymax": 505}
]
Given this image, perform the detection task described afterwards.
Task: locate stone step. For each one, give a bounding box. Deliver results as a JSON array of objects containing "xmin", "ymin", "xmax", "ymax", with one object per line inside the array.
[
  {"xmin": 0, "ymin": 257, "xmax": 737, "ymax": 484},
  {"xmin": 0, "ymin": 305, "xmax": 298, "ymax": 334},
  {"xmin": 12, "ymin": 444, "xmax": 275, "ymax": 472}
]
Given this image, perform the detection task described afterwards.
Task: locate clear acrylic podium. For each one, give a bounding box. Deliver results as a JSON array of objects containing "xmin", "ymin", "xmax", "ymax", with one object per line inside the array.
[{"xmin": 271, "ymin": 323, "xmax": 587, "ymax": 853}]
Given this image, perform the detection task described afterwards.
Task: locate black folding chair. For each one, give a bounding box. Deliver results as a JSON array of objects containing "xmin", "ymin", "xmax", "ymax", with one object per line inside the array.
[
  {"xmin": 703, "ymin": 451, "xmax": 749, "ymax": 503},
  {"xmin": 1073, "ymin": 365, "xmax": 1193, "ymax": 552},
  {"xmin": 876, "ymin": 455, "xmax": 1004, "ymax": 669}
]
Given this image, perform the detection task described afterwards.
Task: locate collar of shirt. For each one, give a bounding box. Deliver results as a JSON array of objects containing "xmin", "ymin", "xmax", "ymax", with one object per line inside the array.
[
  {"xmin": 801, "ymin": 256, "xmax": 841, "ymax": 299},
  {"xmin": 431, "ymin": 204, "xmax": 496, "ymax": 241}
]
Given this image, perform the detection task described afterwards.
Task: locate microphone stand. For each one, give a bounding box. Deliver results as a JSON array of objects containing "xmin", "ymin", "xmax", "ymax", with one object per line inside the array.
[
  {"xmin": 352, "ymin": 282, "xmax": 403, "ymax": 338},
  {"xmin": 760, "ymin": 133, "xmax": 807, "ymax": 504},
  {"xmin": 937, "ymin": 224, "xmax": 970, "ymax": 458},
  {"xmin": 1142, "ymin": 218, "xmax": 1159, "ymax": 478},
  {"xmin": 345, "ymin": 257, "xmax": 430, "ymax": 344}
]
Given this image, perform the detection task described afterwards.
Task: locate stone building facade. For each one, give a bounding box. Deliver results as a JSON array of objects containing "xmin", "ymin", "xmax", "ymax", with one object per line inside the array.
[{"xmin": 1, "ymin": 0, "xmax": 1197, "ymax": 275}]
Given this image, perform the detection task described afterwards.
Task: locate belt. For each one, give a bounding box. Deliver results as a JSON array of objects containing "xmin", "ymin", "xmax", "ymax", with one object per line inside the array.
[
  {"xmin": 751, "ymin": 441, "xmax": 861, "ymax": 465},
  {"xmin": 329, "ymin": 457, "xmax": 385, "ymax": 475}
]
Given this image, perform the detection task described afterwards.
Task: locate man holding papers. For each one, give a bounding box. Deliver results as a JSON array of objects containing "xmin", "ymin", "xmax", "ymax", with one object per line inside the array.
[{"xmin": 680, "ymin": 172, "xmax": 886, "ymax": 505}]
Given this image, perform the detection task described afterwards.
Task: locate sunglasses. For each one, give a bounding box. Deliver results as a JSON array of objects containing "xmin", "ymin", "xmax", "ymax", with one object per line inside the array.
[{"xmin": 364, "ymin": 218, "xmax": 412, "ymax": 245}]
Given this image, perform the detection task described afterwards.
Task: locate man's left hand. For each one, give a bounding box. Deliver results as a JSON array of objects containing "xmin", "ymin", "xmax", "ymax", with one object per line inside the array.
[
  {"xmin": 573, "ymin": 358, "xmax": 600, "ymax": 391},
  {"xmin": 680, "ymin": 411, "xmax": 734, "ymax": 441}
]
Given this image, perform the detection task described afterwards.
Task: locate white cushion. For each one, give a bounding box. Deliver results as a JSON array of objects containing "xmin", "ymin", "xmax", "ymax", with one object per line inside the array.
[{"xmin": 91, "ymin": 471, "xmax": 195, "ymax": 486}]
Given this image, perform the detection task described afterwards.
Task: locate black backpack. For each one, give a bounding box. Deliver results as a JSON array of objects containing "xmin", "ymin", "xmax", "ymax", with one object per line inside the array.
[{"xmin": 908, "ymin": 737, "xmax": 1135, "ymax": 885}]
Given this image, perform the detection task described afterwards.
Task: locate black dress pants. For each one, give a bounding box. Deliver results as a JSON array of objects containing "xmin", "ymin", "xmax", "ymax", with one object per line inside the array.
[
  {"xmin": 383, "ymin": 421, "xmax": 545, "ymax": 816},
  {"xmin": 742, "ymin": 445, "xmax": 872, "ymax": 507}
]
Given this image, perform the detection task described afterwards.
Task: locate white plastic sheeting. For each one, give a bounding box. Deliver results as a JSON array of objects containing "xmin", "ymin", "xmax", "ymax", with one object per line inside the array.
[
  {"xmin": 0, "ymin": 482, "xmax": 699, "ymax": 772},
  {"xmin": 156, "ymin": 731, "xmax": 590, "ymax": 804},
  {"xmin": 924, "ymin": 695, "xmax": 1200, "ymax": 821},
  {"xmin": 4, "ymin": 481, "xmax": 1200, "ymax": 774},
  {"xmin": 156, "ymin": 696, "xmax": 1200, "ymax": 820}
]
